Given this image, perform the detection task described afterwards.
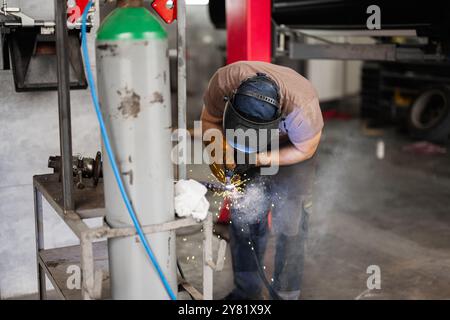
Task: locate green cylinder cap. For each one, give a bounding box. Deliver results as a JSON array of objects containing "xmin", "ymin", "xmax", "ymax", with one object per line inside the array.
[{"xmin": 97, "ymin": 7, "xmax": 167, "ymax": 41}]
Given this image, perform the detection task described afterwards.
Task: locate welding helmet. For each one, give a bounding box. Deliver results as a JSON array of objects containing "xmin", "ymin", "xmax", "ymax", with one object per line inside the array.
[{"xmin": 223, "ymin": 73, "xmax": 282, "ymax": 153}]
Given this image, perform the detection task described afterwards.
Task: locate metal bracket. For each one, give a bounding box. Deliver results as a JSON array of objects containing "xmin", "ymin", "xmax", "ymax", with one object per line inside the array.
[
  {"xmin": 1, "ymin": 6, "xmax": 35, "ymax": 27},
  {"xmin": 76, "ymin": 214, "xmax": 221, "ymax": 300},
  {"xmin": 206, "ymin": 239, "xmax": 227, "ymax": 272},
  {"xmin": 7, "ymin": 29, "xmax": 88, "ymax": 92},
  {"xmin": 275, "ymin": 25, "xmax": 448, "ymax": 62},
  {"xmin": 288, "ymin": 43, "xmax": 446, "ymax": 62},
  {"xmin": 152, "ymin": 0, "xmax": 177, "ymax": 24},
  {"xmin": 0, "ymin": 0, "xmax": 95, "ymax": 31},
  {"xmin": 0, "ymin": 4, "xmax": 52, "ymax": 28}
]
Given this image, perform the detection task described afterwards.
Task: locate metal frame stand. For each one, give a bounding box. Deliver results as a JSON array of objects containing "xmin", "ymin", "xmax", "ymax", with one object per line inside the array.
[
  {"xmin": 275, "ymin": 25, "xmax": 447, "ymax": 62},
  {"xmin": 33, "ymin": 174, "xmax": 222, "ymax": 300},
  {"xmin": 33, "ymin": 1, "xmax": 223, "ymax": 300}
]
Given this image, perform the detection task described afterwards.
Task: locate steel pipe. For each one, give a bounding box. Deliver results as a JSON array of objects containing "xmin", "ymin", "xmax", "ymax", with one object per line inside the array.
[
  {"xmin": 55, "ymin": 0, "xmax": 74, "ymax": 211},
  {"xmin": 177, "ymin": 0, "xmax": 187, "ymax": 180}
]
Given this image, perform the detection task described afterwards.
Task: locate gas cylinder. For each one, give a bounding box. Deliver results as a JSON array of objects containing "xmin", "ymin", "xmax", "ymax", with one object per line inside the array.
[{"xmin": 96, "ymin": 2, "xmax": 176, "ymax": 299}]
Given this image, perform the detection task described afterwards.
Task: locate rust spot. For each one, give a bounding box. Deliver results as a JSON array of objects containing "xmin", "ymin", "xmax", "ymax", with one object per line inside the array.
[
  {"xmin": 122, "ymin": 169, "xmax": 134, "ymax": 185},
  {"xmin": 150, "ymin": 91, "xmax": 164, "ymax": 104},
  {"xmin": 117, "ymin": 88, "xmax": 141, "ymax": 118},
  {"xmin": 97, "ymin": 44, "xmax": 118, "ymax": 56},
  {"xmin": 168, "ymin": 236, "xmax": 171, "ymax": 257},
  {"xmin": 177, "ymin": 35, "xmax": 184, "ymax": 47},
  {"xmin": 178, "ymin": 56, "xmax": 184, "ymax": 67}
]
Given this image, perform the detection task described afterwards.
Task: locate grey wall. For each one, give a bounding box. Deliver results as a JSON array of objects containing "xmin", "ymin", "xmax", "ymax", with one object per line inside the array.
[
  {"xmin": 0, "ymin": 38, "xmax": 101, "ymax": 300},
  {"xmin": 0, "ymin": 0, "xmax": 100, "ymax": 298}
]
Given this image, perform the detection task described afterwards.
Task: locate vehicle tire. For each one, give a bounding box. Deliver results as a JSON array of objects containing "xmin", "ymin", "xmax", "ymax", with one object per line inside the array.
[{"xmin": 408, "ymin": 87, "xmax": 450, "ymax": 143}]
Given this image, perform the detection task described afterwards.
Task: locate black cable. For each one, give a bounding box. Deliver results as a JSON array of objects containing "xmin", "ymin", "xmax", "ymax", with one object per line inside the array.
[
  {"xmin": 177, "ymin": 260, "xmax": 186, "ymax": 280},
  {"xmin": 234, "ymin": 165, "xmax": 282, "ymax": 300},
  {"xmin": 247, "ymin": 232, "xmax": 283, "ymax": 300}
]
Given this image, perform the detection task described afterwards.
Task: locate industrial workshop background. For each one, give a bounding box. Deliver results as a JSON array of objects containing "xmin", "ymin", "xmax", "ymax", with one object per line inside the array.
[{"xmin": 1, "ymin": 0, "xmax": 450, "ymax": 301}]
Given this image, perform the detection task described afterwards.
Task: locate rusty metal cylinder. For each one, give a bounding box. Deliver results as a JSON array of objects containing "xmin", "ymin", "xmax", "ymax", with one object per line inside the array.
[{"xmin": 96, "ymin": 6, "xmax": 176, "ymax": 299}]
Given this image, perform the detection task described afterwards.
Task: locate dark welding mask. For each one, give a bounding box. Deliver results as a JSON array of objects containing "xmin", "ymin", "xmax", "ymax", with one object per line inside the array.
[{"xmin": 223, "ymin": 73, "xmax": 282, "ymax": 153}]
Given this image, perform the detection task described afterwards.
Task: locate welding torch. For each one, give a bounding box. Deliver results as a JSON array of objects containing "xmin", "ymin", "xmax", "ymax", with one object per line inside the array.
[{"xmin": 199, "ymin": 168, "xmax": 235, "ymax": 192}]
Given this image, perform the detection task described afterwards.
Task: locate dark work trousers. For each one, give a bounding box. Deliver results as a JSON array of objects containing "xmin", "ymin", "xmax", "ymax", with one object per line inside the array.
[{"xmin": 229, "ymin": 154, "xmax": 316, "ymax": 300}]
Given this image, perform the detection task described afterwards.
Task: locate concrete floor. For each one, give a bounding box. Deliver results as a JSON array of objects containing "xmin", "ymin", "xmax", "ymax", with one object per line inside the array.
[
  {"xmin": 178, "ymin": 119, "xmax": 450, "ymax": 300},
  {"xmin": 10, "ymin": 118, "xmax": 450, "ymax": 300}
]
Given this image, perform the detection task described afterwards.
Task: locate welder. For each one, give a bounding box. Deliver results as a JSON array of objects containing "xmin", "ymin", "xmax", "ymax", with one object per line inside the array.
[{"xmin": 201, "ymin": 61, "xmax": 323, "ymax": 300}]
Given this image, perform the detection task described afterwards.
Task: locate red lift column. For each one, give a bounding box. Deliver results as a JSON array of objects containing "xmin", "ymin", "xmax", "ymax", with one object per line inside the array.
[
  {"xmin": 226, "ymin": 0, "xmax": 272, "ymax": 64},
  {"xmin": 218, "ymin": 0, "xmax": 272, "ymax": 224}
]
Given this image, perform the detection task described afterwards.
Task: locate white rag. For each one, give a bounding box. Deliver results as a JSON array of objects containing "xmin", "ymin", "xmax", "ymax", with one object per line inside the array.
[{"xmin": 174, "ymin": 179, "xmax": 210, "ymax": 221}]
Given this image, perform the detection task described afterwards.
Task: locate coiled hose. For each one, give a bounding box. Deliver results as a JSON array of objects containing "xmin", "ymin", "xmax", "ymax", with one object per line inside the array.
[{"xmin": 81, "ymin": 1, "xmax": 176, "ymax": 300}]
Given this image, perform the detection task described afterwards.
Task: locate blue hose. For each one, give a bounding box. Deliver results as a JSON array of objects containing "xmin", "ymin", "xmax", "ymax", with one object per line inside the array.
[{"xmin": 81, "ymin": 1, "xmax": 177, "ymax": 300}]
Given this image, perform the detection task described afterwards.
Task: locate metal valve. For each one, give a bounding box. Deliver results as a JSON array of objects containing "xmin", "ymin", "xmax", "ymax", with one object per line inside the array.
[{"xmin": 48, "ymin": 151, "xmax": 103, "ymax": 189}]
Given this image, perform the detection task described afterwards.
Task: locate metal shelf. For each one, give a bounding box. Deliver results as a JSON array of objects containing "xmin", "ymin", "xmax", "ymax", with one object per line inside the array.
[
  {"xmin": 34, "ymin": 174, "xmax": 105, "ymax": 218},
  {"xmin": 38, "ymin": 242, "xmax": 110, "ymax": 300},
  {"xmin": 33, "ymin": 173, "xmax": 219, "ymax": 300}
]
